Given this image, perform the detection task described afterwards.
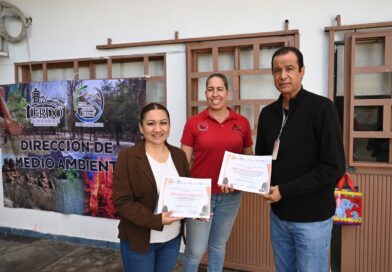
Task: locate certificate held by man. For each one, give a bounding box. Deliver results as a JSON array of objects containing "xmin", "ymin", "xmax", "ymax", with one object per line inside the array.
[
  {"xmin": 218, "ymin": 151, "xmax": 272, "ymax": 194},
  {"xmin": 157, "ymin": 176, "xmax": 211, "ymax": 219}
]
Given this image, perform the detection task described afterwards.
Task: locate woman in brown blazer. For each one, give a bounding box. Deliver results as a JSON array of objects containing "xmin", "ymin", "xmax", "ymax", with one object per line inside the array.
[{"xmin": 113, "ymin": 103, "xmax": 190, "ymax": 272}]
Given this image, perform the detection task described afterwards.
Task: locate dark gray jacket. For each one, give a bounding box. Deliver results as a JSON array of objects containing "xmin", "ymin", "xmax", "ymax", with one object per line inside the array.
[{"xmin": 256, "ymin": 88, "xmax": 346, "ymax": 222}]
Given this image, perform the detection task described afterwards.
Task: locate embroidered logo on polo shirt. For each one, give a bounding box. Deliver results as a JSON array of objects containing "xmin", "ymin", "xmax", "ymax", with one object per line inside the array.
[
  {"xmin": 232, "ymin": 124, "xmax": 243, "ymax": 133},
  {"xmin": 198, "ymin": 122, "xmax": 209, "ymax": 131}
]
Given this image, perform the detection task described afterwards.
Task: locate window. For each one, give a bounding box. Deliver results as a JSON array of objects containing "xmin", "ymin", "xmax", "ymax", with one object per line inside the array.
[
  {"xmin": 186, "ymin": 34, "xmax": 298, "ymax": 142},
  {"xmin": 15, "ymin": 54, "xmax": 167, "ymax": 104},
  {"xmin": 346, "ymin": 31, "xmax": 392, "ymax": 167},
  {"xmin": 327, "ymin": 19, "xmax": 392, "ymax": 169}
]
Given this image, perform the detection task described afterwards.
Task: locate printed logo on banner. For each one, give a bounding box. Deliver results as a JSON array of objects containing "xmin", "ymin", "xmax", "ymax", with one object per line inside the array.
[
  {"xmin": 25, "ymin": 88, "xmax": 65, "ymax": 127},
  {"xmin": 74, "ymin": 84, "xmax": 104, "ymax": 128}
]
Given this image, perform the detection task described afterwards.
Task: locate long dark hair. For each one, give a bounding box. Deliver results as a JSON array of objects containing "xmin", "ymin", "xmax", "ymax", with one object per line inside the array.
[
  {"xmin": 205, "ymin": 72, "xmax": 229, "ymax": 90},
  {"xmin": 139, "ymin": 103, "xmax": 170, "ymax": 124}
]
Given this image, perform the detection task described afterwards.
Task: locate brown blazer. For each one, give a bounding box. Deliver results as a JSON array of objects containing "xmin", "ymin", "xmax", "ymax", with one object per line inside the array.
[{"xmin": 112, "ymin": 141, "xmax": 190, "ymax": 253}]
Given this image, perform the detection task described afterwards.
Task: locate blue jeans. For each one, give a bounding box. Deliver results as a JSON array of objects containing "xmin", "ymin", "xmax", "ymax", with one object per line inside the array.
[
  {"xmin": 270, "ymin": 211, "xmax": 333, "ymax": 272},
  {"xmin": 183, "ymin": 192, "xmax": 242, "ymax": 272},
  {"xmin": 120, "ymin": 235, "xmax": 181, "ymax": 272}
]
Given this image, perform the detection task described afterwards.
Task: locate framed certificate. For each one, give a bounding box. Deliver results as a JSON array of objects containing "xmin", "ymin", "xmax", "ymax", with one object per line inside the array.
[
  {"xmin": 157, "ymin": 176, "xmax": 211, "ymax": 219},
  {"xmin": 218, "ymin": 151, "xmax": 272, "ymax": 194}
]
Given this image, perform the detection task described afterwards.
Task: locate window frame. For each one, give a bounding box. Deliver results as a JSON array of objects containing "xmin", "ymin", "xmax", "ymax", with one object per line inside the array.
[
  {"xmin": 185, "ymin": 33, "xmax": 299, "ymax": 136},
  {"xmin": 14, "ymin": 54, "xmax": 167, "ymax": 105},
  {"xmin": 325, "ymin": 18, "xmax": 392, "ymax": 172},
  {"xmin": 345, "ymin": 30, "xmax": 392, "ymax": 168}
]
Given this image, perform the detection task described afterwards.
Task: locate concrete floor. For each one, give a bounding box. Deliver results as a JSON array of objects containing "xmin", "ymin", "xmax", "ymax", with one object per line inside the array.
[
  {"xmin": 0, "ymin": 233, "xmax": 123, "ymax": 272},
  {"xmin": 0, "ymin": 233, "xmax": 240, "ymax": 272}
]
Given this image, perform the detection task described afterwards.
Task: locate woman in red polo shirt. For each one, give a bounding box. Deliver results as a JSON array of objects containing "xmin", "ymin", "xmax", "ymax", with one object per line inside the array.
[{"xmin": 181, "ymin": 73, "xmax": 254, "ymax": 271}]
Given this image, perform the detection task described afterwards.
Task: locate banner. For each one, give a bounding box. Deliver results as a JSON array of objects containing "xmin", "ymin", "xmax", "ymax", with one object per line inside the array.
[{"xmin": 1, "ymin": 79, "xmax": 146, "ymax": 218}]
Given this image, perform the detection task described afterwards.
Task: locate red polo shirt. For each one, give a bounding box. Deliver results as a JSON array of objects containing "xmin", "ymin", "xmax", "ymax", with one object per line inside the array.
[{"xmin": 181, "ymin": 108, "xmax": 253, "ymax": 194}]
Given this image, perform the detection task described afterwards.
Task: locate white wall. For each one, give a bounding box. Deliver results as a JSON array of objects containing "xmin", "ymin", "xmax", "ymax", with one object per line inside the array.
[{"xmin": 0, "ymin": 0, "xmax": 391, "ymax": 243}]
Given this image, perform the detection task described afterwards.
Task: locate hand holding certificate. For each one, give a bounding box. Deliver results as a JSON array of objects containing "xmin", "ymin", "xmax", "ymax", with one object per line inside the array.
[
  {"xmin": 218, "ymin": 151, "xmax": 272, "ymax": 194},
  {"xmin": 157, "ymin": 176, "xmax": 211, "ymax": 219}
]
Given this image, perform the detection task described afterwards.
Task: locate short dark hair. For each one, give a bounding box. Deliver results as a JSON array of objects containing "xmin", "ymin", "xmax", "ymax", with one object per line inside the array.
[
  {"xmin": 140, "ymin": 103, "xmax": 170, "ymax": 124},
  {"xmin": 271, "ymin": 46, "xmax": 304, "ymax": 72},
  {"xmin": 206, "ymin": 72, "xmax": 228, "ymax": 90}
]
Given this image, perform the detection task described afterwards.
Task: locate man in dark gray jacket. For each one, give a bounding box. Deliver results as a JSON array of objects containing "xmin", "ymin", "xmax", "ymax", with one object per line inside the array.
[{"xmin": 256, "ymin": 46, "xmax": 346, "ymax": 272}]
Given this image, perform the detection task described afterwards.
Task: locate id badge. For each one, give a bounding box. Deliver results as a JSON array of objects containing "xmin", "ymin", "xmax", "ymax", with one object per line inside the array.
[{"xmin": 272, "ymin": 140, "xmax": 280, "ymax": 160}]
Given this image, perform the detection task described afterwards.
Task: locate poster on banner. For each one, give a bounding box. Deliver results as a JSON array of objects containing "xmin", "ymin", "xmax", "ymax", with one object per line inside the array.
[{"xmin": 0, "ymin": 79, "xmax": 146, "ymax": 218}]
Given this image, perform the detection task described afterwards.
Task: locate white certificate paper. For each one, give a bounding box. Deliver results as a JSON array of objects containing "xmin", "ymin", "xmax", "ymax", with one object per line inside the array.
[
  {"xmin": 218, "ymin": 151, "xmax": 272, "ymax": 194},
  {"xmin": 157, "ymin": 176, "xmax": 211, "ymax": 219}
]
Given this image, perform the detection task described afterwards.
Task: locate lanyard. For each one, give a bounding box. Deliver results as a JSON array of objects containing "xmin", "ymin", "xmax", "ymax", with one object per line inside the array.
[
  {"xmin": 276, "ymin": 108, "xmax": 288, "ymax": 141},
  {"xmin": 272, "ymin": 108, "xmax": 288, "ymax": 160}
]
